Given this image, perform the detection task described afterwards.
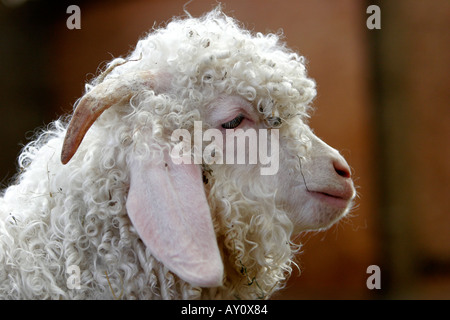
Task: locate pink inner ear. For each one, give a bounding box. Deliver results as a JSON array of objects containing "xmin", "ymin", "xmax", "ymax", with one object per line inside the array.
[{"xmin": 126, "ymin": 152, "xmax": 223, "ymax": 288}]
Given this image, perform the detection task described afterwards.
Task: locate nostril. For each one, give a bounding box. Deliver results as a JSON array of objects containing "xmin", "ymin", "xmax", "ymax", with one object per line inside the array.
[{"xmin": 333, "ymin": 158, "xmax": 351, "ymax": 178}]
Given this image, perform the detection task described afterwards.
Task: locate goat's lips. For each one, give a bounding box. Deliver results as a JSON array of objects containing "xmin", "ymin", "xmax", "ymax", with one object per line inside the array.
[{"xmin": 308, "ymin": 186, "xmax": 354, "ymax": 209}]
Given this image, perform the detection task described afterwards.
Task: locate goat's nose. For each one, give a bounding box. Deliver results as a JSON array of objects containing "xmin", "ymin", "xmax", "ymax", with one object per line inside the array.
[{"xmin": 333, "ymin": 156, "xmax": 351, "ymax": 178}]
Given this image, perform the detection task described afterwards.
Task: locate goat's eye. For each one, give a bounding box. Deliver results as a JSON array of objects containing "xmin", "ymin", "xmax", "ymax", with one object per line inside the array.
[{"xmin": 221, "ymin": 114, "xmax": 244, "ymax": 129}]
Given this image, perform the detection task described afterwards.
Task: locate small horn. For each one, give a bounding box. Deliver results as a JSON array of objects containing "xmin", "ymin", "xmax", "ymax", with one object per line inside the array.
[{"xmin": 61, "ymin": 71, "xmax": 153, "ymax": 164}]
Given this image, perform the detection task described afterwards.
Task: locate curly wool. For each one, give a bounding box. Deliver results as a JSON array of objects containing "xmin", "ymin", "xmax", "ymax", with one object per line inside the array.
[{"xmin": 0, "ymin": 8, "xmax": 316, "ymax": 299}]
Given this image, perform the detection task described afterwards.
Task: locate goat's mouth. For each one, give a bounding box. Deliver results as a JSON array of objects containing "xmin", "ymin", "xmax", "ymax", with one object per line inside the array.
[{"xmin": 308, "ymin": 188, "xmax": 354, "ymax": 209}]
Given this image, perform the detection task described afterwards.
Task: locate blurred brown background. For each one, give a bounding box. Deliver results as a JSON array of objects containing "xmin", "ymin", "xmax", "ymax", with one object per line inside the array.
[{"xmin": 0, "ymin": 0, "xmax": 449, "ymax": 299}]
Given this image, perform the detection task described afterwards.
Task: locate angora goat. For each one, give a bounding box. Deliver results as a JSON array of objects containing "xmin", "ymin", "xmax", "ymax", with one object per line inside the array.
[{"xmin": 0, "ymin": 9, "xmax": 355, "ymax": 299}]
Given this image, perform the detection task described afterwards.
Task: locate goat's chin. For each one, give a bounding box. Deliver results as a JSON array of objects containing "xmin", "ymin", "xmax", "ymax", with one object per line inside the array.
[
  {"xmin": 309, "ymin": 203, "xmax": 351, "ymax": 231},
  {"xmin": 288, "ymin": 194, "xmax": 353, "ymax": 234}
]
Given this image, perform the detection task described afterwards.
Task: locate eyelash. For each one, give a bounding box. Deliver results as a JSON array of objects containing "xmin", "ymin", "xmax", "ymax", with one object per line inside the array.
[{"xmin": 221, "ymin": 114, "xmax": 244, "ymax": 129}]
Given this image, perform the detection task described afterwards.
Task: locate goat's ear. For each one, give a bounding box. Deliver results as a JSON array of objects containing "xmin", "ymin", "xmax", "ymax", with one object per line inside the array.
[{"xmin": 126, "ymin": 149, "xmax": 224, "ymax": 288}]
